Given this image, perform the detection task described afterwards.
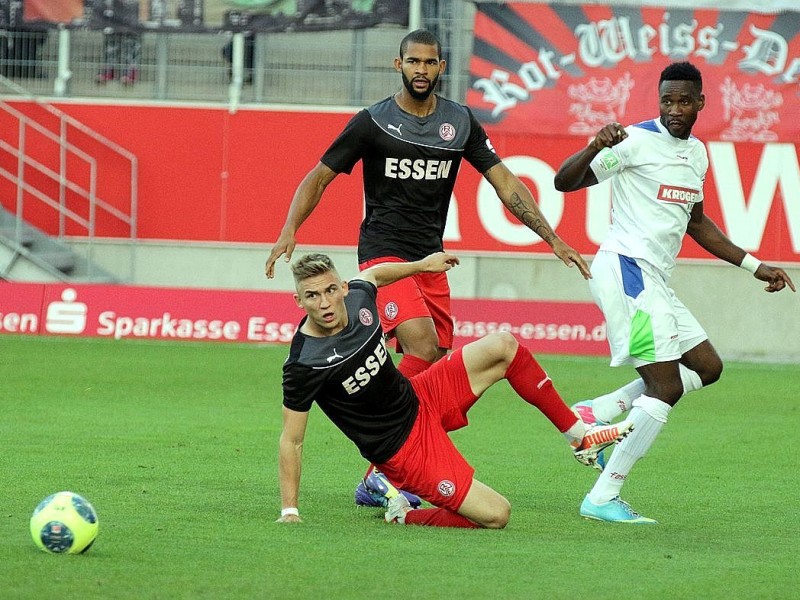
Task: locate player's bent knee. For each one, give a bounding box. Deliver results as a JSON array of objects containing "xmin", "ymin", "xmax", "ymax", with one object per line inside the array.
[
  {"xmin": 474, "ymin": 496, "xmax": 511, "ymax": 529},
  {"xmin": 497, "ymin": 331, "xmax": 519, "ymax": 353},
  {"xmin": 486, "ymin": 331, "xmax": 519, "ymax": 363},
  {"xmin": 400, "ymin": 342, "xmax": 439, "ymax": 364},
  {"xmin": 484, "ymin": 498, "xmax": 511, "ymax": 529},
  {"xmin": 704, "ymin": 360, "xmax": 723, "ymax": 386},
  {"xmin": 395, "ymin": 322, "xmax": 440, "ymax": 363},
  {"xmin": 460, "ymin": 480, "xmax": 511, "ymax": 528}
]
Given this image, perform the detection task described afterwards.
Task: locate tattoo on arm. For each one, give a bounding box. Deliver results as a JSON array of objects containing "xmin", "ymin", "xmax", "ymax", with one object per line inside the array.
[{"xmin": 508, "ymin": 192, "xmax": 555, "ymax": 243}]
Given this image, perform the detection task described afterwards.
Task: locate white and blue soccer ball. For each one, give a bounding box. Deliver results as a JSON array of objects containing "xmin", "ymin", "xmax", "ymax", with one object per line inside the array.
[{"xmin": 30, "ymin": 491, "xmax": 99, "ymax": 554}]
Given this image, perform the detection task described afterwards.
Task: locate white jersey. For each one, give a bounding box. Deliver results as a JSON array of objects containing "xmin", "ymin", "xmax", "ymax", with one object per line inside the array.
[{"xmin": 590, "ymin": 118, "xmax": 708, "ymax": 278}]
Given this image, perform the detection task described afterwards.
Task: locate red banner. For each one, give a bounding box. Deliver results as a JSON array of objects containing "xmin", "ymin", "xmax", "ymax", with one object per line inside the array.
[
  {"xmin": 468, "ymin": 3, "xmax": 800, "ymax": 143},
  {"xmin": 3, "ymin": 102, "xmax": 799, "ymax": 263},
  {"xmin": 0, "ymin": 282, "xmax": 608, "ymax": 355},
  {"xmin": 22, "ymin": 0, "xmax": 82, "ymax": 24}
]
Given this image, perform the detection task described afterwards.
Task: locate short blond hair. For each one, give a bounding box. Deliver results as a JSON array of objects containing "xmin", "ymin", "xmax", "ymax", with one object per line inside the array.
[{"xmin": 291, "ymin": 253, "xmax": 337, "ymax": 285}]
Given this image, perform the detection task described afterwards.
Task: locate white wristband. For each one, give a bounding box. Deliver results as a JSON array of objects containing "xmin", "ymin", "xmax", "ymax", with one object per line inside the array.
[
  {"xmin": 740, "ymin": 253, "xmax": 761, "ymax": 274},
  {"xmin": 281, "ymin": 507, "xmax": 299, "ymax": 517}
]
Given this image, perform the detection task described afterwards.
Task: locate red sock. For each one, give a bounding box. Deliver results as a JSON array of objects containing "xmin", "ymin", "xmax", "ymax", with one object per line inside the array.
[
  {"xmin": 397, "ymin": 354, "xmax": 433, "ymax": 378},
  {"xmin": 505, "ymin": 346, "xmax": 577, "ymax": 432},
  {"xmin": 403, "ymin": 508, "xmax": 480, "ymax": 528}
]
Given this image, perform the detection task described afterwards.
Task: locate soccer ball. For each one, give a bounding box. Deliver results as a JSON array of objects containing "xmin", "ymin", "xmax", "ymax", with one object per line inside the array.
[{"xmin": 29, "ymin": 491, "xmax": 99, "ymax": 554}]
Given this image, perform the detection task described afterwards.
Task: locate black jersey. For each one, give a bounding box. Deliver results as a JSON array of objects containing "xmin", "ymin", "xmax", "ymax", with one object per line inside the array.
[
  {"xmin": 320, "ymin": 95, "xmax": 502, "ymax": 263},
  {"xmin": 282, "ymin": 279, "xmax": 418, "ymax": 463}
]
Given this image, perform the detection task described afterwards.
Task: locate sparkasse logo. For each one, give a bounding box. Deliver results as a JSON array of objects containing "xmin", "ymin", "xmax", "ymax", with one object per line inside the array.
[{"xmin": 45, "ymin": 289, "xmax": 88, "ymax": 334}]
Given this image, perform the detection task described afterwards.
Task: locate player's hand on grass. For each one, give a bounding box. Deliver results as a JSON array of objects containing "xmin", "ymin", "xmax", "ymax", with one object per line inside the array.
[
  {"xmin": 590, "ymin": 122, "xmax": 627, "ymax": 151},
  {"xmin": 755, "ymin": 264, "xmax": 796, "ymax": 293},
  {"xmin": 265, "ymin": 230, "xmax": 297, "ymax": 279},
  {"xmin": 551, "ymin": 238, "xmax": 592, "ymax": 280}
]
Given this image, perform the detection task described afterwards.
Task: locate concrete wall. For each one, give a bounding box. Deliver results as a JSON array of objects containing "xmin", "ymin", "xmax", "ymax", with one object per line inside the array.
[{"xmin": 65, "ymin": 238, "xmax": 800, "ymax": 363}]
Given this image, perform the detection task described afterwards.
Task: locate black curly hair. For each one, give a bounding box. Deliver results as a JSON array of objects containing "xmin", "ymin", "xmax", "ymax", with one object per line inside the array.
[
  {"xmin": 399, "ymin": 29, "xmax": 442, "ymax": 59},
  {"xmin": 659, "ymin": 62, "xmax": 703, "ymax": 94}
]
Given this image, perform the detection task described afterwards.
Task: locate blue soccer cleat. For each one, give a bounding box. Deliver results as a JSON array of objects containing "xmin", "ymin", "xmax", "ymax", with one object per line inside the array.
[
  {"xmin": 579, "ymin": 495, "xmax": 658, "ymax": 524},
  {"xmin": 572, "ymin": 400, "xmax": 604, "ymax": 426},
  {"xmin": 355, "ymin": 481, "xmax": 383, "ymax": 507},
  {"xmin": 354, "ymin": 484, "xmax": 422, "ymax": 508},
  {"xmin": 355, "ymin": 469, "xmax": 421, "ymax": 509}
]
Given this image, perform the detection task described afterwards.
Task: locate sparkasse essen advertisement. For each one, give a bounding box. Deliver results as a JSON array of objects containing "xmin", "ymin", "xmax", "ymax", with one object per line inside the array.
[{"xmin": 0, "ymin": 282, "xmax": 608, "ymax": 354}]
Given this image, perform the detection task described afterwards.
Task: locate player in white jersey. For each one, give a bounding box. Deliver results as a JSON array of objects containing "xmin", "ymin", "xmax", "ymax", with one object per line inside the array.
[{"xmin": 554, "ymin": 62, "xmax": 795, "ymax": 524}]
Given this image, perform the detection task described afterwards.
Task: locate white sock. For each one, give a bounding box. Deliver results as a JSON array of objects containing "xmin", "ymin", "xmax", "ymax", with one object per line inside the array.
[
  {"xmin": 587, "ymin": 395, "xmax": 671, "ymax": 504},
  {"xmin": 679, "ymin": 365, "xmax": 703, "ymax": 394},
  {"xmin": 591, "ymin": 379, "xmax": 646, "ymax": 423},
  {"xmin": 563, "ymin": 418, "xmax": 587, "ymax": 448},
  {"xmin": 591, "ymin": 366, "xmax": 701, "ymax": 423}
]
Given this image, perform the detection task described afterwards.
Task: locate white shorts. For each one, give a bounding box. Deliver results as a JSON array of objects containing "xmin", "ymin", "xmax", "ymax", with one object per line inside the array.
[{"xmin": 589, "ymin": 251, "xmax": 707, "ymax": 367}]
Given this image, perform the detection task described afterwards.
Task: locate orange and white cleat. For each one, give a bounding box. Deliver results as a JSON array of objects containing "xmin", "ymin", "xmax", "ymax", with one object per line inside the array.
[{"xmin": 573, "ymin": 421, "xmax": 633, "ymax": 470}]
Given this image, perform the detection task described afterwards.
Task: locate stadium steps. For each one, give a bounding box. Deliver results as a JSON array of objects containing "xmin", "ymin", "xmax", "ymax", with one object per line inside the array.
[{"xmin": 0, "ymin": 206, "xmax": 119, "ymax": 283}]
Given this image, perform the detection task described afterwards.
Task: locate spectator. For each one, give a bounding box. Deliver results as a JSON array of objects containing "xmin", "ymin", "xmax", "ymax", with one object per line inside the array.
[{"xmin": 96, "ymin": 31, "xmax": 141, "ymax": 86}]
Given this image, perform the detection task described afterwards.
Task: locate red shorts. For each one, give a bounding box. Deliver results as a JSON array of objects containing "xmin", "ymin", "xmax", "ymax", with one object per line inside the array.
[
  {"xmin": 374, "ymin": 349, "xmax": 479, "ymax": 512},
  {"xmin": 359, "ymin": 256, "xmax": 453, "ymax": 350}
]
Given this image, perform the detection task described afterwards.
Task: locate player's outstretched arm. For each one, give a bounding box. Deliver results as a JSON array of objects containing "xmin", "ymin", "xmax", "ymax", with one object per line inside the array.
[
  {"xmin": 553, "ymin": 122, "xmax": 627, "ymax": 192},
  {"xmin": 265, "ymin": 163, "xmax": 338, "ymax": 279},
  {"xmin": 687, "ymin": 206, "xmax": 796, "ymax": 293},
  {"xmin": 277, "ymin": 407, "xmax": 309, "ymax": 524},
  {"xmin": 484, "ymin": 163, "xmax": 591, "ymax": 279},
  {"xmin": 358, "ymin": 252, "xmax": 460, "ymax": 288}
]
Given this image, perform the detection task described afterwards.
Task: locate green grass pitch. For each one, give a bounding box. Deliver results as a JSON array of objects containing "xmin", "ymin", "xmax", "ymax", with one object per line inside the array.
[{"xmin": 2, "ymin": 335, "xmax": 797, "ymax": 599}]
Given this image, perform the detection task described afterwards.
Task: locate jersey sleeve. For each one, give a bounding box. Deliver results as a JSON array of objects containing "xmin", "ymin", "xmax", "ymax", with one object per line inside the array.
[
  {"xmin": 282, "ymin": 362, "xmax": 317, "ymax": 412},
  {"xmin": 589, "ymin": 137, "xmax": 632, "ymax": 183},
  {"xmin": 320, "ymin": 109, "xmax": 373, "ymax": 175},
  {"xmin": 346, "ymin": 277, "xmax": 378, "ymax": 298},
  {"xmin": 463, "ymin": 108, "xmax": 502, "ymax": 174},
  {"xmin": 696, "ymin": 142, "xmax": 709, "ymax": 203}
]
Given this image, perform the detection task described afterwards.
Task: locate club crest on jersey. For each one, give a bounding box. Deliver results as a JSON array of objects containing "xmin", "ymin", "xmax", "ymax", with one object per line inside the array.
[
  {"xmin": 385, "ymin": 302, "xmax": 398, "ymax": 320},
  {"xmin": 657, "ymin": 184, "xmax": 699, "ymax": 205},
  {"xmin": 438, "ymin": 480, "xmax": 455, "ymax": 497},
  {"xmin": 439, "ymin": 122, "xmax": 456, "ymax": 141},
  {"xmin": 359, "ymin": 308, "xmax": 374, "ymax": 326}
]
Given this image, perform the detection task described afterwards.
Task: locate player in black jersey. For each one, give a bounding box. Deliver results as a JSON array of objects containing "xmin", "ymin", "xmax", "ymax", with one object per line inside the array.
[
  {"xmin": 266, "ymin": 29, "xmax": 590, "ymax": 380},
  {"xmin": 277, "ymin": 252, "xmax": 632, "ymax": 528}
]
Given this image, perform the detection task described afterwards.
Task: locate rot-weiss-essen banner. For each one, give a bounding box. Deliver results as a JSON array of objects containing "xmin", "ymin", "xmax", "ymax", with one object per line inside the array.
[{"xmin": 468, "ymin": 3, "xmax": 800, "ymax": 143}]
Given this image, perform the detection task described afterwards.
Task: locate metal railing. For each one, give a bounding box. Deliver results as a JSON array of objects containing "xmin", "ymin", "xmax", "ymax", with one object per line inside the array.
[
  {"xmin": 0, "ymin": 2, "xmax": 473, "ymax": 108},
  {"xmin": 0, "ymin": 74, "xmax": 138, "ymax": 279}
]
